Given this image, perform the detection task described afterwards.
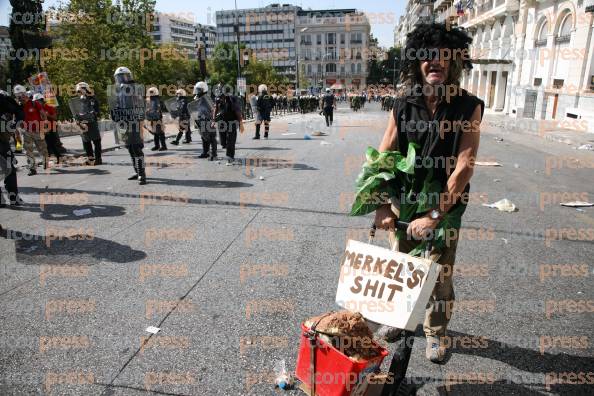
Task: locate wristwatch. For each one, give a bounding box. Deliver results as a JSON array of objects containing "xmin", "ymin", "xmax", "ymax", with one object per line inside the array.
[{"xmin": 429, "ymin": 209, "xmax": 442, "ymax": 220}]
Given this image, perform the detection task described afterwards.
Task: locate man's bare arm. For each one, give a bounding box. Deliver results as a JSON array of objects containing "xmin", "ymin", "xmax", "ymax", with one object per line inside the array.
[
  {"xmin": 439, "ymin": 104, "xmax": 482, "ymax": 213},
  {"xmin": 379, "ymin": 111, "xmax": 398, "ymax": 152}
]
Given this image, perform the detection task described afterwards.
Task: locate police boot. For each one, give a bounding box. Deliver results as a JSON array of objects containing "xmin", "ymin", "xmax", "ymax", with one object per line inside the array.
[
  {"xmin": 138, "ymin": 157, "xmax": 147, "ymax": 185},
  {"xmin": 128, "ymin": 156, "xmax": 139, "ymax": 180}
]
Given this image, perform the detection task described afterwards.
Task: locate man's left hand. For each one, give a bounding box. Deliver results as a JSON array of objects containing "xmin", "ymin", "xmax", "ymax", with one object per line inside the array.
[{"xmin": 407, "ymin": 215, "xmax": 439, "ymax": 239}]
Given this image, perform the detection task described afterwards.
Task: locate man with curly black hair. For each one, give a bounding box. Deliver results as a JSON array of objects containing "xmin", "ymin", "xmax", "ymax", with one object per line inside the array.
[{"xmin": 374, "ymin": 23, "xmax": 484, "ymax": 363}]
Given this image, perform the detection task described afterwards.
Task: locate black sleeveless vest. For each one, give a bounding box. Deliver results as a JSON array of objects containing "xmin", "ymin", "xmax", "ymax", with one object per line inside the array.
[{"xmin": 392, "ymin": 88, "xmax": 484, "ymax": 213}]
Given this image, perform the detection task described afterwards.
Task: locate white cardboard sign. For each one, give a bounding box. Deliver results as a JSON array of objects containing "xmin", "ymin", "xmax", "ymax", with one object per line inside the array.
[{"xmin": 335, "ymin": 239, "xmax": 441, "ymax": 331}]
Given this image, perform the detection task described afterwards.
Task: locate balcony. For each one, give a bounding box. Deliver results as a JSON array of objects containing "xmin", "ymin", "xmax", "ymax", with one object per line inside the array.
[{"xmin": 460, "ymin": 0, "xmax": 520, "ymax": 28}]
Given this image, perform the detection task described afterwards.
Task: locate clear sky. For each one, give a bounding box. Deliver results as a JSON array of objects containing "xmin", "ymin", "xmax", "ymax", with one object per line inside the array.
[{"xmin": 1, "ymin": 0, "xmax": 405, "ymax": 48}]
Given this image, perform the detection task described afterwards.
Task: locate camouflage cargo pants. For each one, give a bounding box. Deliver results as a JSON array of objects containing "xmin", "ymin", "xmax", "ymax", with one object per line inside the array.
[{"xmin": 23, "ymin": 132, "xmax": 49, "ymax": 170}]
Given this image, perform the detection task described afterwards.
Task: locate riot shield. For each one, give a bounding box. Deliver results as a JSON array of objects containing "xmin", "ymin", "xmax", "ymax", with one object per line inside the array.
[
  {"xmin": 107, "ymin": 83, "xmax": 146, "ymax": 122},
  {"xmin": 107, "ymin": 83, "xmax": 146, "ymax": 143},
  {"xmin": 68, "ymin": 97, "xmax": 95, "ymax": 122},
  {"xmin": 164, "ymin": 97, "xmax": 179, "ymax": 116},
  {"xmin": 188, "ymin": 97, "xmax": 214, "ymax": 136},
  {"xmin": 145, "ymin": 97, "xmax": 162, "ymax": 122}
]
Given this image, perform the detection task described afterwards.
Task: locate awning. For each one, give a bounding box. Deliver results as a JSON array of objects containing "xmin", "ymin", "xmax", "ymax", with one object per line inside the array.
[{"xmin": 330, "ymin": 83, "xmax": 344, "ymax": 90}]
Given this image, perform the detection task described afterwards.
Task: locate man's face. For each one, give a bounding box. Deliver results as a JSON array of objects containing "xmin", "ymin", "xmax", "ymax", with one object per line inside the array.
[{"xmin": 420, "ymin": 48, "xmax": 450, "ymax": 86}]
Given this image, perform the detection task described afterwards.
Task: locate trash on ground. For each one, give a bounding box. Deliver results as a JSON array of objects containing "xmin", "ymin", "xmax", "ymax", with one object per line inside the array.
[
  {"xmin": 493, "ymin": 179, "xmax": 501, "ymax": 182},
  {"xmin": 303, "ymin": 134, "xmax": 312, "ymax": 140},
  {"xmin": 577, "ymin": 144, "xmax": 593, "ymax": 150},
  {"xmin": 304, "ymin": 310, "xmax": 379, "ymax": 360},
  {"xmin": 274, "ymin": 359, "xmax": 294, "ymax": 390},
  {"xmin": 514, "ymin": 164, "xmax": 520, "ymax": 169},
  {"xmin": 312, "ymin": 131, "xmax": 326, "ymax": 136},
  {"xmin": 320, "ymin": 141, "xmax": 331, "ymax": 146},
  {"xmin": 501, "ymin": 238, "xmax": 508, "ymax": 244},
  {"xmin": 482, "ymin": 198, "xmax": 518, "ymax": 212},
  {"xmin": 145, "ymin": 326, "xmax": 160, "ymax": 334},
  {"xmin": 560, "ymin": 201, "xmax": 594, "ymax": 208},
  {"xmin": 475, "ymin": 161, "xmax": 502, "ymax": 167},
  {"xmin": 282, "ymin": 132, "xmax": 296, "ymax": 136},
  {"xmin": 73, "ymin": 208, "xmax": 92, "ymax": 216},
  {"xmin": 259, "ymin": 176, "xmax": 265, "ymax": 180},
  {"xmin": 494, "ymin": 137, "xmax": 504, "ymax": 142}
]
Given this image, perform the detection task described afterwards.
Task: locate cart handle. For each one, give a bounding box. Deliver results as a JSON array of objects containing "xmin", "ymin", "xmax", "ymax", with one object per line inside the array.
[{"xmin": 370, "ymin": 221, "xmax": 434, "ymax": 256}]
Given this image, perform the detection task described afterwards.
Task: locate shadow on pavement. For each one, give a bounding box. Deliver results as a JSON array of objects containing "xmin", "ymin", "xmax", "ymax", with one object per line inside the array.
[
  {"xmin": 0, "ymin": 228, "xmax": 147, "ymax": 264},
  {"xmin": 51, "ymin": 168, "xmax": 111, "ymax": 176},
  {"xmin": 147, "ymin": 178, "xmax": 253, "ymax": 188},
  {"xmin": 39, "ymin": 204, "xmax": 126, "ymax": 221},
  {"xmin": 18, "ymin": 187, "xmax": 346, "ymax": 216}
]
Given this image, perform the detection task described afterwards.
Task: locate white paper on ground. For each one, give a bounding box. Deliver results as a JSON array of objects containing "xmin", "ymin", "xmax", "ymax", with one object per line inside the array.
[
  {"xmin": 482, "ymin": 198, "xmax": 518, "ymax": 212},
  {"xmin": 560, "ymin": 201, "xmax": 594, "ymax": 207},
  {"xmin": 73, "ymin": 209, "xmax": 92, "ymax": 216},
  {"xmin": 475, "ymin": 161, "xmax": 502, "ymax": 167},
  {"xmin": 145, "ymin": 326, "xmax": 160, "ymax": 334}
]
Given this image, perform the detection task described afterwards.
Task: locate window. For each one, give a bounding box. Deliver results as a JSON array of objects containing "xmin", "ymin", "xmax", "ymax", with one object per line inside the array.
[
  {"xmin": 307, "ymin": 64, "xmax": 312, "ymax": 74},
  {"xmin": 351, "ymin": 63, "xmax": 355, "ymax": 73},
  {"xmin": 357, "ymin": 63, "xmax": 362, "ymax": 73},
  {"xmin": 341, "ymin": 65, "xmax": 345, "ymax": 75},
  {"xmin": 553, "ymin": 79, "xmax": 564, "ymax": 88},
  {"xmin": 534, "ymin": 78, "xmax": 542, "ymax": 86},
  {"xmin": 535, "ymin": 20, "xmax": 548, "ymax": 47},
  {"xmin": 326, "ymin": 63, "xmax": 336, "ymax": 73},
  {"xmin": 351, "ymin": 32, "xmax": 362, "ymax": 44},
  {"xmin": 340, "ymin": 33, "xmax": 345, "ymax": 45},
  {"xmin": 317, "ymin": 34, "xmax": 322, "ymax": 45},
  {"xmin": 555, "ymin": 13, "xmax": 572, "ymax": 44},
  {"xmin": 327, "ymin": 33, "xmax": 336, "ymax": 45}
]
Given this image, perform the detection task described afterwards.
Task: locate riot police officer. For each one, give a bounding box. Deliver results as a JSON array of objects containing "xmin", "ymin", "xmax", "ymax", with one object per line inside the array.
[
  {"xmin": 146, "ymin": 87, "xmax": 167, "ymax": 151},
  {"xmin": 74, "ymin": 82, "xmax": 102, "ymax": 165},
  {"xmin": 193, "ymin": 82, "xmax": 216, "ymax": 160},
  {"xmin": 255, "ymin": 84, "xmax": 273, "ymax": 139},
  {"xmin": 109, "ymin": 66, "xmax": 147, "ymax": 185},
  {"xmin": 170, "ymin": 89, "xmax": 191, "ymax": 145},
  {"xmin": 0, "ymin": 89, "xmax": 23, "ymax": 206}
]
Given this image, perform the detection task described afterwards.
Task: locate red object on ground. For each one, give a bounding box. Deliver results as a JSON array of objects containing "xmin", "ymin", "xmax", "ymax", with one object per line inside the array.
[{"xmin": 295, "ymin": 322, "xmax": 389, "ymax": 396}]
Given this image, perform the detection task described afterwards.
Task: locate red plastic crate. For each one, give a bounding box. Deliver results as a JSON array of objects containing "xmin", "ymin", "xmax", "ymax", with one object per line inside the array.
[{"xmin": 295, "ymin": 323, "xmax": 389, "ymax": 396}]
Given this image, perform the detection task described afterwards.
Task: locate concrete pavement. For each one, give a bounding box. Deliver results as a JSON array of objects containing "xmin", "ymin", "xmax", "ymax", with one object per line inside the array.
[{"xmin": 1, "ymin": 103, "xmax": 593, "ymax": 395}]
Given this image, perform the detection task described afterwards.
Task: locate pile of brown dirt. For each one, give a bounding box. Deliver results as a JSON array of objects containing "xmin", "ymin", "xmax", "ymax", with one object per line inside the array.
[{"xmin": 304, "ymin": 310, "xmax": 379, "ymax": 361}]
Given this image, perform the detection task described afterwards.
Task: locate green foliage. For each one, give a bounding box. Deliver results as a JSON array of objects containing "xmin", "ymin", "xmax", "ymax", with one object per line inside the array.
[
  {"xmin": 244, "ymin": 59, "xmax": 288, "ymax": 89},
  {"xmin": 367, "ymin": 47, "xmax": 401, "ymax": 87},
  {"xmin": 43, "ymin": 0, "xmax": 201, "ymax": 120},
  {"xmin": 9, "ymin": 0, "xmax": 52, "ymax": 83},
  {"xmin": 207, "ymin": 42, "xmax": 242, "ymax": 87}
]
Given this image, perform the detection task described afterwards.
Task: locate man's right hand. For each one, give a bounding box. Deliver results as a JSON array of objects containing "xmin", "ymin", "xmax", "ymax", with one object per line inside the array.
[{"xmin": 374, "ymin": 204, "xmax": 397, "ymax": 231}]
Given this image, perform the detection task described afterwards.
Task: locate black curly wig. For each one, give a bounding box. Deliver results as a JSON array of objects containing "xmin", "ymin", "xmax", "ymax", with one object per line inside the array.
[{"xmin": 399, "ymin": 23, "xmax": 473, "ymax": 95}]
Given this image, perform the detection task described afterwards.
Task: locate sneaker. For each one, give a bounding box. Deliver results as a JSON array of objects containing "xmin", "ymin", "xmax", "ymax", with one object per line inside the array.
[
  {"xmin": 95, "ymin": 159, "xmax": 103, "ymax": 165},
  {"xmin": 139, "ymin": 178, "xmax": 147, "ymax": 185},
  {"xmin": 170, "ymin": 140, "xmax": 179, "ymax": 146},
  {"xmin": 425, "ymin": 336, "xmax": 446, "ymax": 363},
  {"xmin": 198, "ymin": 153, "xmax": 209, "ymax": 158},
  {"xmin": 225, "ymin": 159, "xmax": 234, "ymax": 166},
  {"xmin": 128, "ymin": 174, "xmax": 139, "ymax": 180},
  {"xmin": 150, "ymin": 146, "xmax": 159, "ymax": 151},
  {"xmin": 158, "ymin": 147, "xmax": 167, "ymax": 151},
  {"xmin": 28, "ymin": 168, "xmax": 37, "ymax": 176},
  {"xmin": 253, "ymin": 136, "xmax": 260, "ymax": 140}
]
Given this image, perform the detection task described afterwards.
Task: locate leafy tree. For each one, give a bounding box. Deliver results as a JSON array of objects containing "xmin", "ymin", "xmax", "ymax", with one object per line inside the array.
[
  {"xmin": 8, "ymin": 0, "xmax": 52, "ymax": 83},
  {"xmin": 207, "ymin": 42, "xmax": 243, "ymax": 87},
  {"xmin": 367, "ymin": 46, "xmax": 401, "ymax": 89}
]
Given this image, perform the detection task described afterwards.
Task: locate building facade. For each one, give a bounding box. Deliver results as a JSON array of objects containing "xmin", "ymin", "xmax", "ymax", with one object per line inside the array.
[
  {"xmin": 216, "ymin": 4, "xmax": 299, "ymax": 80},
  {"xmin": 296, "ymin": 9, "xmax": 371, "ymax": 92},
  {"xmin": 396, "ymin": 0, "xmax": 594, "ymax": 130},
  {"xmin": 151, "ymin": 13, "xmax": 198, "ymax": 59},
  {"xmin": 195, "ymin": 23, "xmax": 217, "ymax": 58},
  {"xmin": 0, "ymin": 26, "xmax": 12, "ymax": 63}
]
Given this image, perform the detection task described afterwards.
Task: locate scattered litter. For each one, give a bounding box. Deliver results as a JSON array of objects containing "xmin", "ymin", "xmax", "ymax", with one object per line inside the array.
[
  {"xmin": 73, "ymin": 208, "xmax": 92, "ymax": 216},
  {"xmin": 304, "ymin": 311, "xmax": 379, "ymax": 360},
  {"xmin": 303, "ymin": 134, "xmax": 312, "ymax": 140},
  {"xmin": 501, "ymin": 238, "xmax": 508, "ymax": 244},
  {"xmin": 145, "ymin": 326, "xmax": 160, "ymax": 334},
  {"xmin": 259, "ymin": 176, "xmax": 265, "ymax": 181},
  {"xmin": 493, "ymin": 179, "xmax": 501, "ymax": 182},
  {"xmin": 563, "ymin": 139, "xmax": 573, "ymax": 145},
  {"xmin": 560, "ymin": 201, "xmax": 594, "ymax": 208},
  {"xmin": 312, "ymin": 131, "xmax": 326, "ymax": 137},
  {"xmin": 320, "ymin": 141, "xmax": 331, "ymax": 146},
  {"xmin": 514, "ymin": 164, "xmax": 520, "ymax": 169},
  {"xmin": 482, "ymin": 198, "xmax": 518, "ymax": 212},
  {"xmin": 494, "ymin": 137, "xmax": 504, "ymax": 142},
  {"xmin": 475, "ymin": 161, "xmax": 502, "ymax": 167},
  {"xmin": 577, "ymin": 144, "xmax": 593, "ymax": 150},
  {"xmin": 577, "ymin": 291, "xmax": 583, "ymax": 295},
  {"xmin": 534, "ymin": 170, "xmax": 539, "ymax": 174},
  {"xmin": 282, "ymin": 132, "xmax": 296, "ymax": 136},
  {"xmin": 274, "ymin": 360, "xmax": 294, "ymax": 390},
  {"xmin": 577, "ymin": 208, "xmax": 585, "ymax": 212}
]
